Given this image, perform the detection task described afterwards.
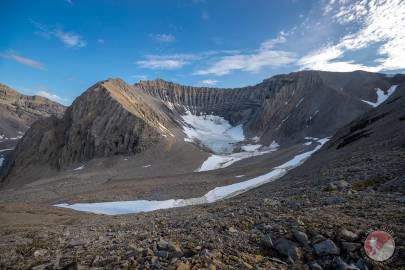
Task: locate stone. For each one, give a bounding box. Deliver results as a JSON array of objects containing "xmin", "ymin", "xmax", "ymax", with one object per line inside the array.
[
  {"xmin": 311, "ymin": 234, "xmax": 326, "ymax": 244},
  {"xmin": 176, "ymin": 262, "xmax": 191, "ymax": 270},
  {"xmin": 309, "ymin": 262, "xmax": 323, "ymax": 270},
  {"xmin": 34, "ymin": 249, "xmax": 47, "ymax": 257},
  {"xmin": 340, "ymin": 228, "xmax": 358, "ymax": 241},
  {"xmin": 274, "ymin": 238, "xmax": 302, "ymax": 261},
  {"xmin": 157, "ymin": 239, "xmax": 169, "ymax": 250},
  {"xmin": 261, "ymin": 233, "xmax": 274, "ymax": 248},
  {"xmin": 292, "ymin": 230, "xmax": 309, "ymax": 246},
  {"xmin": 155, "ymin": 250, "xmax": 169, "ymax": 258},
  {"xmin": 67, "ymin": 240, "xmax": 86, "ymax": 247},
  {"xmin": 329, "ymin": 180, "xmax": 350, "ymax": 191},
  {"xmin": 341, "ymin": 242, "xmax": 361, "ymax": 253},
  {"xmin": 335, "ymin": 257, "xmax": 360, "ymax": 270},
  {"xmin": 228, "ymin": 226, "xmax": 238, "ymax": 233},
  {"xmin": 313, "ymin": 239, "xmax": 340, "ymax": 256}
]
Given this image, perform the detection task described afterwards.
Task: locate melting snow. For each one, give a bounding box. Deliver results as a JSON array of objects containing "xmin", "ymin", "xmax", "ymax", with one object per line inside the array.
[
  {"xmin": 73, "ymin": 165, "xmax": 85, "ymax": 171},
  {"xmin": 361, "ymin": 85, "xmax": 398, "ymax": 107},
  {"xmin": 55, "ymin": 138, "xmax": 329, "ymax": 215},
  {"xmin": 181, "ymin": 110, "xmax": 244, "ymax": 153},
  {"xmin": 199, "ymin": 141, "xmax": 279, "ymax": 172}
]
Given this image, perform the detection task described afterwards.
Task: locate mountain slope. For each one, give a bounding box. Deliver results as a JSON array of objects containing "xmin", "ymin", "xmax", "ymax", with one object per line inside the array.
[
  {"xmin": 2, "ymin": 71, "xmax": 404, "ymax": 188},
  {"xmin": 0, "ymin": 83, "xmax": 66, "ymax": 138}
]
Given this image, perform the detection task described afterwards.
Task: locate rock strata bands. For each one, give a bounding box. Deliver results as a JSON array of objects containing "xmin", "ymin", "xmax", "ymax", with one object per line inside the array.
[{"xmin": 4, "ymin": 79, "xmax": 175, "ymax": 181}]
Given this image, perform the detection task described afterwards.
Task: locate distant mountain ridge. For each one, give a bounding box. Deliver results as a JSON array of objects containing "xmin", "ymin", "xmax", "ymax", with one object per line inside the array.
[
  {"xmin": 2, "ymin": 70, "xmax": 405, "ymax": 186},
  {"xmin": 0, "ymin": 83, "xmax": 66, "ymax": 137}
]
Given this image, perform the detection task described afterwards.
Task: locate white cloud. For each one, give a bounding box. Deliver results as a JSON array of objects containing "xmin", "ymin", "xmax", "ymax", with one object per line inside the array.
[
  {"xmin": 136, "ymin": 54, "xmax": 197, "ymax": 70},
  {"xmin": 36, "ymin": 90, "xmax": 70, "ymax": 105},
  {"xmin": 1, "ymin": 51, "xmax": 46, "ymax": 70},
  {"xmin": 195, "ymin": 39, "xmax": 296, "ymax": 76},
  {"xmin": 299, "ymin": 0, "xmax": 405, "ymax": 72},
  {"xmin": 149, "ymin": 33, "xmax": 176, "ymax": 43},
  {"xmin": 97, "ymin": 39, "xmax": 105, "ymax": 44},
  {"xmin": 200, "ymin": 79, "xmax": 218, "ymax": 86},
  {"xmin": 32, "ymin": 21, "xmax": 87, "ymax": 48}
]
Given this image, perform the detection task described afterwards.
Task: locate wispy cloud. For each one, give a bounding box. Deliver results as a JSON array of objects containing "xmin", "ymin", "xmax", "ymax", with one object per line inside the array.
[
  {"xmin": 195, "ymin": 35, "xmax": 296, "ymax": 76},
  {"xmin": 1, "ymin": 51, "xmax": 46, "ymax": 70},
  {"xmin": 200, "ymin": 79, "xmax": 218, "ymax": 86},
  {"xmin": 65, "ymin": 0, "xmax": 73, "ymax": 5},
  {"xmin": 32, "ymin": 21, "xmax": 87, "ymax": 48},
  {"xmin": 36, "ymin": 90, "xmax": 70, "ymax": 105},
  {"xmin": 299, "ymin": 0, "xmax": 405, "ymax": 72},
  {"xmin": 136, "ymin": 54, "xmax": 198, "ymax": 70},
  {"xmin": 149, "ymin": 33, "xmax": 176, "ymax": 43},
  {"xmin": 97, "ymin": 39, "xmax": 105, "ymax": 44}
]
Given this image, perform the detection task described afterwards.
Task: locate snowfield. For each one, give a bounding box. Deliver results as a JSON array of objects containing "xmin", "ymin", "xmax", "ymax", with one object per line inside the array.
[
  {"xmin": 55, "ymin": 137, "xmax": 329, "ymax": 215},
  {"xmin": 362, "ymin": 85, "xmax": 398, "ymax": 107},
  {"xmin": 181, "ymin": 110, "xmax": 244, "ymax": 154}
]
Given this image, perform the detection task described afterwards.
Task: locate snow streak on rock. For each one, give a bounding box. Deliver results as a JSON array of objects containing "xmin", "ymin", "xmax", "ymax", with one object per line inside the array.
[{"xmin": 362, "ymin": 85, "xmax": 398, "ymax": 107}]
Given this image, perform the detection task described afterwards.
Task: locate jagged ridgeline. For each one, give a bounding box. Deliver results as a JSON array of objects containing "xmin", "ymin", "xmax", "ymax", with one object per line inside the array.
[{"xmin": 2, "ymin": 70, "xmax": 404, "ymax": 184}]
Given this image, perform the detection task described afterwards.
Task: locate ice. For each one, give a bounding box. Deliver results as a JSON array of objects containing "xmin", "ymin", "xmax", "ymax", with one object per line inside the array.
[
  {"xmin": 198, "ymin": 141, "xmax": 279, "ymax": 172},
  {"xmin": 55, "ymin": 138, "xmax": 329, "ymax": 215},
  {"xmin": 361, "ymin": 85, "xmax": 398, "ymax": 107},
  {"xmin": 73, "ymin": 165, "xmax": 85, "ymax": 171},
  {"xmin": 181, "ymin": 110, "xmax": 244, "ymax": 153},
  {"xmin": 241, "ymin": 144, "xmax": 261, "ymax": 151}
]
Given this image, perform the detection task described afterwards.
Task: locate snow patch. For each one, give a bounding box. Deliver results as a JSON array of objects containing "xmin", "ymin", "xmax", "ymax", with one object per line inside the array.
[
  {"xmin": 0, "ymin": 148, "xmax": 14, "ymax": 152},
  {"xmin": 55, "ymin": 138, "xmax": 329, "ymax": 215},
  {"xmin": 361, "ymin": 85, "xmax": 398, "ymax": 107},
  {"xmin": 73, "ymin": 165, "xmax": 85, "ymax": 171},
  {"xmin": 235, "ymin": 175, "xmax": 245, "ymax": 178},
  {"xmin": 142, "ymin": 165, "xmax": 151, "ymax": 168},
  {"xmin": 198, "ymin": 141, "xmax": 279, "ymax": 172},
  {"xmin": 181, "ymin": 110, "xmax": 244, "ymax": 154},
  {"xmin": 296, "ymin": 98, "xmax": 304, "ymax": 108}
]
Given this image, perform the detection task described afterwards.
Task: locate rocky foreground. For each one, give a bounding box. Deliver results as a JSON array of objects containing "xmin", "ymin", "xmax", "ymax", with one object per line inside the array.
[{"xmin": 0, "ymin": 172, "xmax": 404, "ymax": 270}]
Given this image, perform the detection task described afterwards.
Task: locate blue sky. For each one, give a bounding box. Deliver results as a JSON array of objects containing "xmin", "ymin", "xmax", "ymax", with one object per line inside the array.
[{"xmin": 1, "ymin": 0, "xmax": 404, "ymax": 105}]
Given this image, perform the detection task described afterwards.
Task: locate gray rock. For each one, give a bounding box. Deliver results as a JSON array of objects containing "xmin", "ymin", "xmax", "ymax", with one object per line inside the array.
[
  {"xmin": 313, "ymin": 239, "xmax": 340, "ymax": 256},
  {"xmin": 323, "ymin": 196, "xmax": 346, "ymax": 205},
  {"xmin": 335, "ymin": 257, "xmax": 360, "ymax": 270},
  {"xmin": 261, "ymin": 233, "xmax": 274, "ymax": 248},
  {"xmin": 287, "ymin": 200, "xmax": 302, "ymax": 210},
  {"xmin": 292, "ymin": 230, "xmax": 309, "ymax": 246},
  {"xmin": 155, "ymin": 250, "xmax": 169, "ymax": 258},
  {"xmin": 309, "ymin": 262, "xmax": 323, "ymax": 270},
  {"xmin": 67, "ymin": 239, "xmax": 86, "ymax": 247},
  {"xmin": 274, "ymin": 238, "xmax": 302, "ymax": 261},
  {"xmin": 311, "ymin": 234, "xmax": 326, "ymax": 244},
  {"xmin": 328, "ymin": 180, "xmax": 350, "ymax": 190},
  {"xmin": 340, "ymin": 228, "xmax": 358, "ymax": 241},
  {"xmin": 157, "ymin": 239, "xmax": 169, "ymax": 250}
]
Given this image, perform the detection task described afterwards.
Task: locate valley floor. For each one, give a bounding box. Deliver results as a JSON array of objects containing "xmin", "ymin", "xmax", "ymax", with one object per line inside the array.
[{"xmin": 0, "ymin": 140, "xmax": 404, "ymax": 270}]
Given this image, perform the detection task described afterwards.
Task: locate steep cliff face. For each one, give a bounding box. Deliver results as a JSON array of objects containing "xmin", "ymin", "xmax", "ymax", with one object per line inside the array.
[
  {"xmin": 0, "ymin": 83, "xmax": 66, "ymax": 137},
  {"xmin": 136, "ymin": 79, "xmax": 265, "ymax": 125},
  {"xmin": 3, "ymin": 79, "xmax": 178, "ymax": 182}
]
